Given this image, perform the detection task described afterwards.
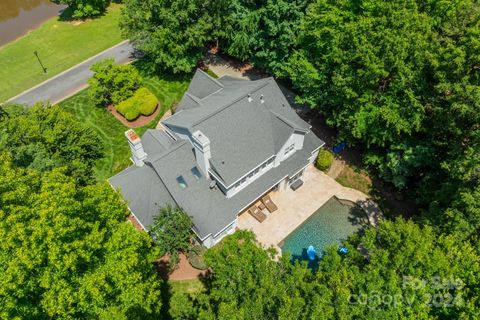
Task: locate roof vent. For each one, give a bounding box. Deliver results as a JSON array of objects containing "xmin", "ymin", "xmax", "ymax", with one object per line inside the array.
[
  {"xmin": 260, "ymin": 94, "xmax": 265, "ymax": 104},
  {"xmin": 247, "ymin": 94, "xmax": 252, "ymax": 103},
  {"xmin": 209, "ymin": 180, "xmax": 217, "ymax": 189}
]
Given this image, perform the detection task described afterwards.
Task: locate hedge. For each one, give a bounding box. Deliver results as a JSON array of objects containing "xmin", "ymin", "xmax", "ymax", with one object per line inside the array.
[
  {"xmin": 116, "ymin": 87, "xmax": 158, "ymax": 121},
  {"xmin": 316, "ymin": 149, "xmax": 334, "ymax": 172}
]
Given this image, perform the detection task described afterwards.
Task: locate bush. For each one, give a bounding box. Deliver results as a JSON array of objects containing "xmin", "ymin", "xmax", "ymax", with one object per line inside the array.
[
  {"xmin": 316, "ymin": 149, "xmax": 334, "ymax": 172},
  {"xmin": 52, "ymin": 0, "xmax": 110, "ymax": 19},
  {"xmin": 116, "ymin": 87, "xmax": 158, "ymax": 121},
  {"xmin": 88, "ymin": 58, "xmax": 141, "ymax": 106},
  {"xmin": 187, "ymin": 245, "xmax": 208, "ymax": 270}
]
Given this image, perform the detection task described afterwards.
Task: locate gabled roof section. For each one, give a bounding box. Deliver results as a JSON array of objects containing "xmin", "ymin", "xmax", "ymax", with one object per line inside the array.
[
  {"xmin": 187, "ymin": 69, "xmax": 224, "ymax": 100},
  {"xmin": 162, "ymin": 72, "xmax": 314, "ymax": 186}
]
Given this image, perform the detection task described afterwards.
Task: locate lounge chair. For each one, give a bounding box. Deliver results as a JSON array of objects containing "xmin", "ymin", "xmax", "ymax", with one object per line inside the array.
[
  {"xmin": 261, "ymin": 195, "xmax": 278, "ymax": 213},
  {"xmin": 248, "ymin": 206, "xmax": 267, "ymax": 223}
]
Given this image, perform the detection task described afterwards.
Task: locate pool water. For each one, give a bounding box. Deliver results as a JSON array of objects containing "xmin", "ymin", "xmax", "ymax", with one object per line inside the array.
[{"xmin": 280, "ymin": 196, "xmax": 367, "ymax": 264}]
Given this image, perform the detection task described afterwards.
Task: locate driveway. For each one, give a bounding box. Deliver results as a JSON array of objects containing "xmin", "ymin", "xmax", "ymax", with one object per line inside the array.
[{"xmin": 7, "ymin": 40, "xmax": 135, "ymax": 106}]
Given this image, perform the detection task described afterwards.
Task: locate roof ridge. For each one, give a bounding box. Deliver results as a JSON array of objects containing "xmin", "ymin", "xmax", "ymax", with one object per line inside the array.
[
  {"xmin": 269, "ymin": 110, "xmax": 309, "ymax": 132},
  {"xmin": 145, "ymin": 139, "xmax": 189, "ymax": 163},
  {"xmin": 196, "ymin": 68, "xmax": 224, "ymax": 89},
  {"xmin": 189, "ymin": 80, "xmax": 270, "ymax": 128}
]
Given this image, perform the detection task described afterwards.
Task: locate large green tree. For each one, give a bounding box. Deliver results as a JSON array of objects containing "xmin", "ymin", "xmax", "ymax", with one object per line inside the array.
[
  {"xmin": 0, "ymin": 154, "xmax": 162, "ymax": 319},
  {"xmin": 175, "ymin": 223, "xmax": 480, "ymax": 319},
  {"xmin": 88, "ymin": 58, "xmax": 141, "ymax": 106},
  {"xmin": 0, "ymin": 104, "xmax": 103, "ymax": 185},
  {"xmin": 120, "ymin": 0, "xmax": 222, "ymax": 73},
  {"xmin": 286, "ymin": 0, "xmax": 480, "ymax": 197},
  {"xmin": 50, "ymin": 0, "xmax": 110, "ymax": 19},
  {"xmin": 149, "ymin": 206, "xmax": 193, "ymax": 268}
]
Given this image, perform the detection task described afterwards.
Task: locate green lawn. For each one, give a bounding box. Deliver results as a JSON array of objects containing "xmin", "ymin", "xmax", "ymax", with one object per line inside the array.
[
  {"xmin": 0, "ymin": 4, "xmax": 124, "ymax": 102},
  {"xmin": 59, "ymin": 73, "xmax": 189, "ymax": 181}
]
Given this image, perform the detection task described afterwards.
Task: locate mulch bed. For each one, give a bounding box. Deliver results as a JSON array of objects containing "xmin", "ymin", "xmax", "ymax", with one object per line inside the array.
[{"xmin": 106, "ymin": 103, "xmax": 162, "ymax": 128}]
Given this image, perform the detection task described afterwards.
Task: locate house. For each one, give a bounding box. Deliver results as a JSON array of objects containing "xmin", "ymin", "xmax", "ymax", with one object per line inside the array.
[{"xmin": 110, "ymin": 69, "xmax": 325, "ymax": 248}]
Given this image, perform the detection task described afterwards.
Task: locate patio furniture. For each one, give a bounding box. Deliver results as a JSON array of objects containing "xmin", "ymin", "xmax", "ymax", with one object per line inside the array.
[
  {"xmin": 290, "ymin": 179, "xmax": 303, "ymax": 191},
  {"xmin": 261, "ymin": 194, "xmax": 278, "ymax": 213},
  {"xmin": 258, "ymin": 202, "xmax": 266, "ymax": 210},
  {"xmin": 248, "ymin": 206, "xmax": 267, "ymax": 223}
]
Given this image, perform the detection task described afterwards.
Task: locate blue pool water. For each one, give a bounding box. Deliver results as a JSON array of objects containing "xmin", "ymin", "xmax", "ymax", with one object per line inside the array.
[{"xmin": 280, "ymin": 196, "xmax": 367, "ymax": 264}]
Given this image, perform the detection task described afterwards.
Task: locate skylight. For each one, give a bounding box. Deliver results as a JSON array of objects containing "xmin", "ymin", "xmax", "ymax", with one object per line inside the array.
[
  {"xmin": 191, "ymin": 166, "xmax": 202, "ymax": 180},
  {"xmin": 176, "ymin": 176, "xmax": 188, "ymax": 189}
]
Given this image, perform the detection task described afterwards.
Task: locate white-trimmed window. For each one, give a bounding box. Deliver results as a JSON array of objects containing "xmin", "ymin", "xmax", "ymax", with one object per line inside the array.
[{"xmin": 284, "ymin": 143, "xmax": 295, "ymax": 156}]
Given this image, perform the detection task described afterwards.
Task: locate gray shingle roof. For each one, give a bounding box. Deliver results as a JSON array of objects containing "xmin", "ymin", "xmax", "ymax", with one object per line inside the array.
[
  {"xmin": 109, "ymin": 72, "xmax": 325, "ymax": 240},
  {"xmin": 162, "ymin": 70, "xmax": 312, "ymax": 186}
]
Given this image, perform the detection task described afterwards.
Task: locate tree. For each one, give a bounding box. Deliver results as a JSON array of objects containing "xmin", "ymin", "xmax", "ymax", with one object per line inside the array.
[
  {"xmin": 0, "ymin": 104, "xmax": 103, "ymax": 185},
  {"xmin": 88, "ymin": 58, "xmax": 141, "ymax": 106},
  {"xmin": 0, "ymin": 154, "xmax": 162, "ymax": 319},
  {"xmin": 183, "ymin": 223, "xmax": 480, "ymax": 319},
  {"xmin": 284, "ymin": 0, "xmax": 480, "ymax": 202},
  {"xmin": 50, "ymin": 0, "xmax": 110, "ymax": 19},
  {"xmin": 220, "ymin": 0, "xmax": 310, "ymax": 76},
  {"xmin": 120, "ymin": 0, "xmax": 221, "ymax": 73},
  {"xmin": 149, "ymin": 206, "xmax": 193, "ymax": 265}
]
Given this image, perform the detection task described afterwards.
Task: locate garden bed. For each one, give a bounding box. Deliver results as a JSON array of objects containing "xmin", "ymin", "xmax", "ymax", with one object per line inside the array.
[{"xmin": 107, "ymin": 103, "xmax": 161, "ymax": 128}]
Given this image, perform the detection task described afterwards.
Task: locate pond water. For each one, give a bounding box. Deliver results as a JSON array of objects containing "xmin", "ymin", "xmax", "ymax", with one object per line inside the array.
[{"xmin": 0, "ymin": 0, "xmax": 66, "ymax": 47}]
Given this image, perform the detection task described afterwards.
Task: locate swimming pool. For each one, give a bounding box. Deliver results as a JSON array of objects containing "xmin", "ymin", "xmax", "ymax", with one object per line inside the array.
[{"xmin": 279, "ymin": 196, "xmax": 367, "ymax": 262}]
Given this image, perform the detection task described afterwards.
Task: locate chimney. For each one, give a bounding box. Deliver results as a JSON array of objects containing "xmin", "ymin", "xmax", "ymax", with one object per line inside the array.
[
  {"xmin": 247, "ymin": 93, "xmax": 252, "ymax": 102},
  {"xmin": 125, "ymin": 129, "xmax": 147, "ymax": 166},
  {"xmin": 192, "ymin": 130, "xmax": 211, "ymax": 176},
  {"xmin": 260, "ymin": 94, "xmax": 265, "ymax": 104}
]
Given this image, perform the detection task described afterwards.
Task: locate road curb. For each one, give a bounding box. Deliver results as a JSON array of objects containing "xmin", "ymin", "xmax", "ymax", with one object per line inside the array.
[{"xmin": 5, "ymin": 40, "xmax": 131, "ymax": 103}]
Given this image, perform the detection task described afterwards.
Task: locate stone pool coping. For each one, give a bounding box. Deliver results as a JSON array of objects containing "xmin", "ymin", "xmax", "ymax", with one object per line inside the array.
[{"xmin": 237, "ymin": 164, "xmax": 382, "ymax": 254}]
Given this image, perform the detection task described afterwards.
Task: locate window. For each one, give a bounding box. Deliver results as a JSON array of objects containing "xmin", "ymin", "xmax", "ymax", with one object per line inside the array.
[
  {"xmin": 176, "ymin": 176, "xmax": 188, "ymax": 189},
  {"xmin": 191, "ymin": 166, "xmax": 202, "ymax": 180},
  {"xmin": 284, "ymin": 143, "xmax": 295, "ymax": 156}
]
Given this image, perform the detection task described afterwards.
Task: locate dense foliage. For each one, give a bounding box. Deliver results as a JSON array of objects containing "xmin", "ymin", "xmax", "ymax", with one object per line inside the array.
[
  {"xmin": 173, "ymin": 227, "xmax": 480, "ymax": 319},
  {"xmin": 0, "ymin": 104, "xmax": 103, "ymax": 185},
  {"xmin": 116, "ymin": 87, "xmax": 158, "ymax": 120},
  {"xmin": 316, "ymin": 149, "xmax": 333, "ymax": 172},
  {"xmin": 0, "ymin": 154, "xmax": 162, "ymax": 319},
  {"xmin": 149, "ymin": 206, "xmax": 193, "ymax": 266},
  {"xmin": 120, "ymin": 0, "xmax": 220, "ymax": 73},
  {"xmin": 286, "ymin": 0, "xmax": 480, "ymax": 199},
  {"xmin": 120, "ymin": 0, "xmax": 307, "ymax": 75},
  {"xmin": 88, "ymin": 58, "xmax": 141, "ymax": 106},
  {"xmin": 51, "ymin": 0, "xmax": 110, "ymax": 19}
]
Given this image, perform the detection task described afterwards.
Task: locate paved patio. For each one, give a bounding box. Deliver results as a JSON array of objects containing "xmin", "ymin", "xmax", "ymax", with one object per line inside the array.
[{"xmin": 237, "ymin": 165, "xmax": 381, "ymax": 252}]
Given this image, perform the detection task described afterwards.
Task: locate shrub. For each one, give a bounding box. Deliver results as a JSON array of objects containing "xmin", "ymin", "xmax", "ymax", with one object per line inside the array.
[
  {"xmin": 88, "ymin": 58, "xmax": 141, "ymax": 106},
  {"xmin": 187, "ymin": 245, "xmax": 208, "ymax": 270},
  {"xmin": 316, "ymin": 149, "xmax": 334, "ymax": 172},
  {"xmin": 116, "ymin": 87, "xmax": 158, "ymax": 121}
]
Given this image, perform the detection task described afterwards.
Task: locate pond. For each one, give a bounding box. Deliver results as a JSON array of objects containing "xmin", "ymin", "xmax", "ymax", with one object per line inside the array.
[
  {"xmin": 280, "ymin": 196, "xmax": 368, "ymax": 268},
  {"xmin": 0, "ymin": 0, "xmax": 66, "ymax": 47}
]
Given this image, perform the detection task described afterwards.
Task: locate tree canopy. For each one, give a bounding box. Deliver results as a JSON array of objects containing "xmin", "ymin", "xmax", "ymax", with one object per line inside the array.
[
  {"xmin": 88, "ymin": 58, "xmax": 141, "ymax": 106},
  {"xmin": 0, "ymin": 153, "xmax": 162, "ymax": 319},
  {"xmin": 51, "ymin": 0, "xmax": 110, "ymax": 19},
  {"xmin": 173, "ymin": 224, "xmax": 480, "ymax": 319},
  {"xmin": 0, "ymin": 104, "xmax": 103, "ymax": 185}
]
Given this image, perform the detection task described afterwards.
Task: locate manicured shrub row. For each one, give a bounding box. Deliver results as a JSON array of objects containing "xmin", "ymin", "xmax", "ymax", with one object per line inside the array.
[
  {"xmin": 316, "ymin": 149, "xmax": 334, "ymax": 172},
  {"xmin": 116, "ymin": 87, "xmax": 158, "ymax": 121}
]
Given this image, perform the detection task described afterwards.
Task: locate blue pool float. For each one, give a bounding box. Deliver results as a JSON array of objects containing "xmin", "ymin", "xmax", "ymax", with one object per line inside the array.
[
  {"xmin": 307, "ymin": 245, "xmax": 316, "ymax": 260},
  {"xmin": 332, "ymin": 142, "xmax": 347, "ymax": 154},
  {"xmin": 339, "ymin": 246, "xmax": 348, "ymax": 254}
]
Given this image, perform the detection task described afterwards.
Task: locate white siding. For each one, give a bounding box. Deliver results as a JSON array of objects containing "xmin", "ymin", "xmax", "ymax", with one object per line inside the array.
[{"xmin": 275, "ymin": 132, "xmax": 305, "ymax": 166}]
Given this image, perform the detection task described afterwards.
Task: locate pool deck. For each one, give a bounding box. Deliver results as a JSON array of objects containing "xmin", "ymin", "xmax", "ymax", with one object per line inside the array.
[{"xmin": 237, "ymin": 164, "xmax": 382, "ymax": 253}]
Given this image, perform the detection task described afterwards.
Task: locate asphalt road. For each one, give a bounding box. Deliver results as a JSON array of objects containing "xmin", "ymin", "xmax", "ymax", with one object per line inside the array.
[{"xmin": 8, "ymin": 40, "xmax": 135, "ymax": 106}]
